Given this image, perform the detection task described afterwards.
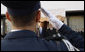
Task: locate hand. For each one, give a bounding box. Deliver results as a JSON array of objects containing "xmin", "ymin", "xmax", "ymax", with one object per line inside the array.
[{"xmin": 41, "ymin": 8, "xmax": 64, "ymax": 30}]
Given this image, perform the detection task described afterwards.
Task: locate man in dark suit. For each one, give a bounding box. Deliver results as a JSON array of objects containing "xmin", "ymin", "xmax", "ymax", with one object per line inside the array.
[
  {"xmin": 39, "ymin": 21, "xmax": 49, "ymax": 38},
  {"xmin": 1, "ymin": 1, "xmax": 84, "ymax": 51}
]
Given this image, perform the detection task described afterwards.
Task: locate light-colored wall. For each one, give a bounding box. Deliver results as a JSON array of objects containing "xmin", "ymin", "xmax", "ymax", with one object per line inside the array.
[
  {"xmin": 68, "ymin": 16, "xmax": 84, "ymax": 32},
  {"xmin": 1, "ymin": 19, "xmax": 3, "ymax": 35},
  {"xmin": 6, "ymin": 19, "xmax": 12, "ymax": 33}
]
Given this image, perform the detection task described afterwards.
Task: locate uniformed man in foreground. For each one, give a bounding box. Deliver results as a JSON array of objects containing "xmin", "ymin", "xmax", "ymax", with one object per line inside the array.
[{"xmin": 1, "ymin": 1, "xmax": 84, "ymax": 51}]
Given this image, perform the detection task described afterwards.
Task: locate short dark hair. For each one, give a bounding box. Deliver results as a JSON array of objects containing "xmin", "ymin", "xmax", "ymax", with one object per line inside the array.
[
  {"xmin": 1, "ymin": 1, "xmax": 41, "ymax": 27},
  {"xmin": 10, "ymin": 11, "xmax": 38, "ymax": 27},
  {"xmin": 41, "ymin": 21, "xmax": 49, "ymax": 28}
]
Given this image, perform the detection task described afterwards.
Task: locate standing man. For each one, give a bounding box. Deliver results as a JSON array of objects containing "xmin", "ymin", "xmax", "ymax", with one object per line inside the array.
[
  {"xmin": 1, "ymin": 1, "xmax": 84, "ymax": 51},
  {"xmin": 39, "ymin": 21, "xmax": 49, "ymax": 38}
]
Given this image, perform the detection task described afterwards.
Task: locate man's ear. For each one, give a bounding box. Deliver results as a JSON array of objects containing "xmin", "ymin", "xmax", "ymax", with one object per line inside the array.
[
  {"xmin": 6, "ymin": 12, "xmax": 11, "ymax": 22},
  {"xmin": 36, "ymin": 10, "xmax": 40, "ymax": 22}
]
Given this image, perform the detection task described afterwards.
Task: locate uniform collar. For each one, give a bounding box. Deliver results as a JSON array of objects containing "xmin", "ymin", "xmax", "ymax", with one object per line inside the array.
[{"xmin": 4, "ymin": 30, "xmax": 38, "ymax": 39}]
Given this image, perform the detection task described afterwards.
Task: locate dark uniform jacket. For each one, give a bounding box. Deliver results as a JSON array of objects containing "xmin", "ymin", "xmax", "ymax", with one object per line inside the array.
[{"xmin": 1, "ymin": 24, "xmax": 84, "ymax": 51}]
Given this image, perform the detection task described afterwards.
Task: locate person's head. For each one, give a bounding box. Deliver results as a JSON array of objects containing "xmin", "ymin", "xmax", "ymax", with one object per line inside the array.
[
  {"xmin": 1, "ymin": 1, "xmax": 41, "ymax": 28},
  {"xmin": 40, "ymin": 21, "xmax": 49, "ymax": 28}
]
